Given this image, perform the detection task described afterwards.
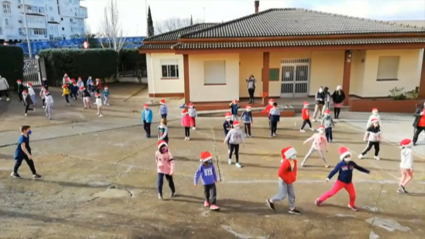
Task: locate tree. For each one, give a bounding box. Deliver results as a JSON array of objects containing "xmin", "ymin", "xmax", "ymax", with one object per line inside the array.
[
  {"xmin": 155, "ymin": 17, "xmax": 203, "ymax": 34},
  {"xmin": 98, "ymin": 0, "xmax": 126, "ymax": 53},
  {"xmin": 74, "ymin": 22, "xmax": 99, "ymax": 48},
  {"xmin": 147, "ymin": 6, "xmax": 154, "ymax": 37}
]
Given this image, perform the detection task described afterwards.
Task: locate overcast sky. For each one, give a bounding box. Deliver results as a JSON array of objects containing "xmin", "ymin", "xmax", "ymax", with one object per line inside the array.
[{"xmin": 81, "ymin": 0, "xmax": 425, "ymax": 37}]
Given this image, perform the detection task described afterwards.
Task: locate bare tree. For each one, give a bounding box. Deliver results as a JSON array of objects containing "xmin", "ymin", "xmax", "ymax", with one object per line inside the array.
[
  {"xmin": 98, "ymin": 0, "xmax": 126, "ymax": 52},
  {"xmin": 155, "ymin": 17, "xmax": 204, "ymax": 34}
]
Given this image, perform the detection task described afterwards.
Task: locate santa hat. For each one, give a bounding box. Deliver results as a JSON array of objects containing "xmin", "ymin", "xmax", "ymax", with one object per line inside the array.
[
  {"xmin": 325, "ymin": 109, "xmax": 330, "ymax": 115},
  {"xmin": 73, "ymin": 82, "xmax": 77, "ymax": 85},
  {"xmin": 281, "ymin": 146, "xmax": 297, "ymax": 160},
  {"xmin": 78, "ymin": 77, "xmax": 81, "ymax": 80},
  {"xmin": 160, "ymin": 99, "xmax": 166, "ymax": 104},
  {"xmin": 370, "ymin": 118, "xmax": 379, "ymax": 124},
  {"xmin": 182, "ymin": 109, "xmax": 188, "ymax": 115},
  {"xmin": 157, "ymin": 140, "xmax": 168, "ymax": 149},
  {"xmin": 17, "ymin": 79, "xmax": 22, "ymax": 83},
  {"xmin": 317, "ymin": 125, "xmax": 325, "ymax": 131},
  {"xmin": 400, "ymin": 138, "xmax": 412, "ymax": 148},
  {"xmin": 188, "ymin": 102, "xmax": 194, "ymax": 107},
  {"xmin": 339, "ymin": 146, "xmax": 351, "ymax": 160},
  {"xmin": 71, "ymin": 78, "xmax": 76, "ymax": 82},
  {"xmin": 79, "ymin": 86, "xmax": 85, "ymax": 90},
  {"xmin": 233, "ymin": 99, "xmax": 238, "ymax": 103},
  {"xmin": 62, "ymin": 84, "xmax": 68, "ymax": 88},
  {"xmin": 45, "ymin": 91, "xmax": 50, "ymax": 95},
  {"xmin": 303, "ymin": 102, "xmax": 309, "ymax": 106},
  {"xmin": 143, "ymin": 104, "xmax": 149, "ymax": 108},
  {"xmin": 95, "ymin": 93, "xmax": 100, "ymax": 97},
  {"xmin": 233, "ymin": 121, "xmax": 240, "ymax": 127},
  {"xmin": 372, "ymin": 108, "xmax": 378, "ymax": 113},
  {"xmin": 96, "ymin": 78, "xmax": 100, "ymax": 81},
  {"xmin": 225, "ymin": 112, "xmax": 232, "ymax": 118},
  {"xmin": 200, "ymin": 151, "xmax": 213, "ymax": 162},
  {"xmin": 65, "ymin": 78, "xmax": 70, "ymax": 83},
  {"xmin": 64, "ymin": 73, "xmax": 68, "ymax": 76},
  {"xmin": 104, "ymin": 86, "xmax": 108, "ymax": 89},
  {"xmin": 246, "ymin": 105, "xmax": 251, "ymax": 109},
  {"xmin": 23, "ymin": 90, "xmax": 28, "ymax": 94},
  {"xmin": 269, "ymin": 99, "xmax": 275, "ymax": 103},
  {"xmin": 27, "ymin": 82, "xmax": 32, "ymax": 87}
]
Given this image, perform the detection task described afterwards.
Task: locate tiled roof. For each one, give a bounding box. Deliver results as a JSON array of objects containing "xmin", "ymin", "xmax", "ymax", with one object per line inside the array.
[
  {"xmin": 139, "ymin": 44, "xmax": 175, "ymax": 49},
  {"xmin": 143, "ymin": 23, "xmax": 218, "ymax": 42},
  {"xmin": 173, "ymin": 38, "xmax": 425, "ymax": 50},
  {"xmin": 181, "ymin": 9, "xmax": 425, "ymax": 39}
]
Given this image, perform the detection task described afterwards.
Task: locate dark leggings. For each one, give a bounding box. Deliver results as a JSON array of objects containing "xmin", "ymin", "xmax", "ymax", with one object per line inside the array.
[
  {"xmin": 248, "ymin": 88, "xmax": 255, "ymax": 102},
  {"xmin": 301, "ymin": 119, "xmax": 312, "ymax": 130},
  {"xmin": 270, "ymin": 120, "xmax": 278, "ymax": 135},
  {"xmin": 334, "ymin": 108, "xmax": 341, "ymax": 118},
  {"xmin": 204, "ymin": 184, "xmax": 217, "ymax": 204},
  {"xmin": 325, "ymin": 127, "xmax": 333, "ymax": 141},
  {"xmin": 361, "ymin": 141, "xmax": 380, "ymax": 156},
  {"xmin": 14, "ymin": 157, "xmax": 37, "ymax": 174},
  {"xmin": 184, "ymin": 127, "xmax": 190, "ymax": 137},
  {"xmin": 65, "ymin": 95, "xmax": 70, "ymax": 103},
  {"xmin": 25, "ymin": 104, "xmax": 33, "ymax": 113},
  {"xmin": 413, "ymin": 127, "xmax": 425, "ymax": 144},
  {"xmin": 157, "ymin": 173, "xmax": 175, "ymax": 195},
  {"xmin": 42, "ymin": 99, "xmax": 45, "ymax": 106},
  {"xmin": 229, "ymin": 144, "xmax": 240, "ymax": 162},
  {"xmin": 244, "ymin": 123, "xmax": 251, "ymax": 135}
]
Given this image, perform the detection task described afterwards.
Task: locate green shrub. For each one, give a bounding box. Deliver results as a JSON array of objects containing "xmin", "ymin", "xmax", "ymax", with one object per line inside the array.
[
  {"xmin": 118, "ymin": 49, "xmax": 145, "ymax": 71},
  {"xmin": 388, "ymin": 87, "xmax": 418, "ymax": 100},
  {"xmin": 0, "ymin": 45, "xmax": 24, "ymax": 87},
  {"xmin": 39, "ymin": 49, "xmax": 118, "ymax": 85}
]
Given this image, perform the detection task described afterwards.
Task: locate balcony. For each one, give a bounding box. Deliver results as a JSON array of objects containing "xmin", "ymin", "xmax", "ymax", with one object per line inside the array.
[
  {"xmin": 24, "ymin": 17, "xmax": 47, "ymax": 29},
  {"xmin": 74, "ymin": 7, "xmax": 88, "ymax": 19},
  {"xmin": 19, "ymin": 4, "xmax": 46, "ymax": 16},
  {"xmin": 71, "ymin": 26, "xmax": 84, "ymax": 34}
]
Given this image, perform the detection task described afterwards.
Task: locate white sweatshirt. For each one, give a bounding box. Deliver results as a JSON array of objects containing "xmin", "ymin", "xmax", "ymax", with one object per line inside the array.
[
  {"xmin": 45, "ymin": 95, "xmax": 54, "ymax": 105},
  {"xmin": 367, "ymin": 114, "xmax": 381, "ymax": 128},
  {"xmin": 188, "ymin": 107, "xmax": 197, "ymax": 118},
  {"xmin": 28, "ymin": 87, "xmax": 35, "ymax": 96},
  {"xmin": 95, "ymin": 98, "xmax": 102, "ymax": 106},
  {"xmin": 400, "ymin": 147, "xmax": 413, "ymax": 169},
  {"xmin": 224, "ymin": 128, "xmax": 244, "ymax": 145}
]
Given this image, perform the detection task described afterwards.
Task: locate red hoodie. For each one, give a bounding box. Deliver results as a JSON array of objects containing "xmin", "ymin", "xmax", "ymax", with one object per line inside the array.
[
  {"xmin": 277, "ymin": 159, "xmax": 298, "ymax": 184},
  {"xmin": 302, "ymin": 108, "xmax": 310, "ymax": 120},
  {"xmin": 261, "ymin": 104, "xmax": 273, "ymax": 115}
]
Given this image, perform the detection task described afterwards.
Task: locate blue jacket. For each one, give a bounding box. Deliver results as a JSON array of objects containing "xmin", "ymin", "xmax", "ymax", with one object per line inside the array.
[
  {"xmin": 269, "ymin": 107, "xmax": 281, "ymax": 122},
  {"xmin": 142, "ymin": 109, "xmax": 153, "ymax": 123},
  {"xmin": 103, "ymin": 90, "xmax": 110, "ymax": 97},
  {"xmin": 229, "ymin": 103, "xmax": 239, "ymax": 115},
  {"xmin": 194, "ymin": 164, "xmax": 217, "ymax": 185},
  {"xmin": 14, "ymin": 135, "xmax": 31, "ymax": 160},
  {"xmin": 70, "ymin": 85, "xmax": 79, "ymax": 94},
  {"xmin": 327, "ymin": 161, "xmax": 370, "ymax": 184},
  {"xmin": 241, "ymin": 111, "xmax": 253, "ymax": 123},
  {"xmin": 223, "ymin": 120, "xmax": 233, "ymax": 136}
]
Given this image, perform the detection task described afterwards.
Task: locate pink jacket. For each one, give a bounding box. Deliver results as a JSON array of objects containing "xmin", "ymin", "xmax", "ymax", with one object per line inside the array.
[
  {"xmin": 155, "ymin": 151, "xmax": 174, "ymax": 175},
  {"xmin": 304, "ymin": 133, "xmax": 329, "ymax": 151},
  {"xmin": 182, "ymin": 115, "xmax": 193, "ymax": 127}
]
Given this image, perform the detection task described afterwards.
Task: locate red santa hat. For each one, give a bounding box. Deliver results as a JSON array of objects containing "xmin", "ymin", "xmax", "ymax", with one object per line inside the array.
[
  {"xmin": 17, "ymin": 79, "xmax": 22, "ymax": 83},
  {"xmin": 372, "ymin": 108, "xmax": 378, "ymax": 113},
  {"xmin": 160, "ymin": 99, "xmax": 166, "ymax": 104},
  {"xmin": 104, "ymin": 86, "xmax": 108, "ymax": 89},
  {"xmin": 62, "ymin": 84, "xmax": 68, "ymax": 88},
  {"xmin": 79, "ymin": 86, "xmax": 85, "ymax": 90},
  {"xmin": 200, "ymin": 151, "xmax": 213, "ymax": 162},
  {"xmin": 232, "ymin": 99, "xmax": 238, "ymax": 103},
  {"xmin": 188, "ymin": 102, "xmax": 194, "ymax": 107},
  {"xmin": 400, "ymin": 138, "xmax": 412, "ymax": 148},
  {"xmin": 225, "ymin": 112, "xmax": 232, "ymax": 118},
  {"xmin": 158, "ymin": 140, "xmax": 168, "ymax": 149},
  {"xmin": 96, "ymin": 78, "xmax": 100, "ymax": 81},
  {"xmin": 339, "ymin": 146, "xmax": 351, "ymax": 160},
  {"xmin": 317, "ymin": 125, "xmax": 325, "ymax": 131},
  {"xmin": 143, "ymin": 104, "xmax": 149, "ymax": 108},
  {"xmin": 182, "ymin": 109, "xmax": 188, "ymax": 115},
  {"xmin": 27, "ymin": 82, "xmax": 32, "ymax": 87},
  {"xmin": 73, "ymin": 81, "xmax": 77, "ymax": 85},
  {"xmin": 303, "ymin": 102, "xmax": 309, "ymax": 106},
  {"xmin": 45, "ymin": 91, "xmax": 50, "ymax": 95},
  {"xmin": 246, "ymin": 105, "xmax": 251, "ymax": 109},
  {"xmin": 23, "ymin": 90, "xmax": 28, "ymax": 94},
  {"xmin": 71, "ymin": 78, "xmax": 76, "ymax": 82},
  {"xmin": 281, "ymin": 146, "xmax": 297, "ymax": 160},
  {"xmin": 269, "ymin": 99, "xmax": 275, "ymax": 103},
  {"xmin": 64, "ymin": 73, "xmax": 68, "ymax": 76},
  {"xmin": 78, "ymin": 77, "xmax": 82, "ymax": 80},
  {"xmin": 370, "ymin": 118, "xmax": 379, "ymax": 124},
  {"xmin": 233, "ymin": 121, "xmax": 240, "ymax": 127},
  {"xmin": 325, "ymin": 109, "xmax": 330, "ymax": 114},
  {"xmin": 95, "ymin": 93, "xmax": 100, "ymax": 97}
]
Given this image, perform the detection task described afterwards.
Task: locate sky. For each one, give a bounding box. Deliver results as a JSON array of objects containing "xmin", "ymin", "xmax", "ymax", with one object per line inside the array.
[{"xmin": 81, "ymin": 0, "xmax": 425, "ymax": 37}]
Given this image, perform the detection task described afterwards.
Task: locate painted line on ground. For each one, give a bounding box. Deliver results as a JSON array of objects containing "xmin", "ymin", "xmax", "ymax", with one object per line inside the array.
[{"xmin": 221, "ymin": 179, "xmax": 425, "ymax": 184}]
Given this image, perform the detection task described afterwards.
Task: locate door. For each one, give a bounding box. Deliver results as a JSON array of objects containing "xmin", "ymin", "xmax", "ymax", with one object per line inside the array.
[{"xmin": 280, "ymin": 63, "xmax": 310, "ymax": 98}]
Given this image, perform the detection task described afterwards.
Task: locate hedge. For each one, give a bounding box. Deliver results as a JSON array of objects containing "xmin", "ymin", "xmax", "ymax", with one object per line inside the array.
[
  {"xmin": 119, "ymin": 49, "xmax": 146, "ymax": 71},
  {"xmin": 0, "ymin": 45, "xmax": 24, "ymax": 87},
  {"xmin": 39, "ymin": 49, "xmax": 118, "ymax": 85}
]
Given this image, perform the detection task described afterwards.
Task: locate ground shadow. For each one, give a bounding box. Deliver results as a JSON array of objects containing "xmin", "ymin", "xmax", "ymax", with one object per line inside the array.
[
  {"xmin": 299, "ymin": 165, "xmax": 334, "ymax": 172},
  {"xmin": 408, "ymin": 192, "xmax": 425, "ymax": 197},
  {"xmin": 238, "ymin": 162, "xmax": 279, "ymax": 169}
]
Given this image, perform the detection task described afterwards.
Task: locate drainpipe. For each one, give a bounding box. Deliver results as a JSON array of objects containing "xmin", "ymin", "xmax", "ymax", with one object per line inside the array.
[{"xmin": 149, "ymin": 53, "xmax": 155, "ymax": 96}]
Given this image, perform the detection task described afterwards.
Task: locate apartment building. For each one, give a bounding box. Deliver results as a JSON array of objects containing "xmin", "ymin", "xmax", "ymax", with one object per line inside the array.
[{"xmin": 0, "ymin": 0, "xmax": 87, "ymax": 43}]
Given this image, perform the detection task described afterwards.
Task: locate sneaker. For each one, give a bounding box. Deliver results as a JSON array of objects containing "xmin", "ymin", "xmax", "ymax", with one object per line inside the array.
[
  {"xmin": 192, "ymin": 127, "xmax": 196, "ymax": 130},
  {"xmin": 210, "ymin": 205, "xmax": 220, "ymax": 211},
  {"xmin": 348, "ymin": 204, "xmax": 358, "ymax": 212},
  {"xmin": 266, "ymin": 199, "xmax": 275, "ymax": 211},
  {"xmin": 300, "ymin": 163, "xmax": 305, "ymax": 167},
  {"xmin": 33, "ymin": 174, "xmax": 42, "ymax": 179},
  {"xmin": 358, "ymin": 154, "xmax": 365, "ymax": 159},
  {"xmin": 400, "ymin": 185, "xmax": 408, "ymax": 193},
  {"xmin": 99, "ymin": 114, "xmax": 103, "ymax": 117},
  {"xmin": 329, "ymin": 140, "xmax": 332, "ymax": 143},
  {"xmin": 310, "ymin": 128, "xmax": 315, "ymax": 131},
  {"xmin": 228, "ymin": 159, "xmax": 232, "ymax": 165},
  {"xmin": 288, "ymin": 208, "xmax": 301, "ymax": 214},
  {"xmin": 107, "ymin": 104, "xmax": 110, "ymax": 106},
  {"xmin": 273, "ymin": 133, "xmax": 276, "ymax": 137},
  {"xmin": 313, "ymin": 119, "xmax": 317, "ymax": 122},
  {"xmin": 0, "ymin": 98, "xmax": 2, "ymax": 101},
  {"xmin": 315, "ymin": 198, "xmax": 323, "ymax": 206},
  {"xmin": 397, "ymin": 187, "xmax": 404, "ymax": 194},
  {"xmin": 42, "ymin": 106, "xmax": 45, "ymax": 109},
  {"xmin": 235, "ymin": 163, "xmax": 242, "ymax": 168},
  {"xmin": 300, "ymin": 130, "xmax": 306, "ymax": 133},
  {"xmin": 227, "ymin": 149, "xmax": 230, "ymax": 154},
  {"xmin": 204, "ymin": 201, "xmax": 210, "ymax": 207},
  {"xmin": 187, "ymin": 137, "xmax": 190, "ymax": 141},
  {"xmin": 249, "ymin": 135, "xmax": 253, "ymax": 138},
  {"xmin": 24, "ymin": 113, "xmax": 27, "ymax": 116},
  {"xmin": 11, "ymin": 172, "xmax": 21, "ymax": 178},
  {"xmin": 97, "ymin": 112, "xmax": 99, "ymax": 115},
  {"xmin": 170, "ymin": 192, "xmax": 176, "ymax": 197},
  {"xmin": 158, "ymin": 193, "xmax": 163, "ymax": 200},
  {"xmin": 325, "ymin": 165, "xmax": 330, "ymax": 168},
  {"xmin": 374, "ymin": 156, "xmax": 380, "ymax": 160},
  {"xmin": 45, "ymin": 115, "xmax": 49, "ymax": 118}
]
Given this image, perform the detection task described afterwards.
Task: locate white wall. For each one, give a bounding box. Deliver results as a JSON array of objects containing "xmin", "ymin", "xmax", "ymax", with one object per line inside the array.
[{"xmin": 147, "ymin": 53, "xmax": 185, "ymax": 94}]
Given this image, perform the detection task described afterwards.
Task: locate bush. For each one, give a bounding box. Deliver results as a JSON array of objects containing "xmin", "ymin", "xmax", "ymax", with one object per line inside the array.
[
  {"xmin": 119, "ymin": 49, "xmax": 146, "ymax": 72},
  {"xmin": 0, "ymin": 45, "xmax": 24, "ymax": 87},
  {"xmin": 388, "ymin": 87, "xmax": 418, "ymax": 100},
  {"xmin": 39, "ymin": 49, "xmax": 118, "ymax": 85}
]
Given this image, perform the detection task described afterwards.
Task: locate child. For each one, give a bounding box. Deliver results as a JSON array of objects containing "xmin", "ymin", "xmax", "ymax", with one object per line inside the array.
[
  {"xmin": 315, "ymin": 146, "xmax": 371, "ymax": 211},
  {"xmin": 270, "ymin": 103, "xmax": 280, "ymax": 137},
  {"xmin": 62, "ymin": 84, "xmax": 70, "ymax": 106},
  {"xmin": 88, "ymin": 82, "xmax": 96, "ymax": 97},
  {"xmin": 27, "ymin": 83, "xmax": 37, "ymax": 106},
  {"xmin": 194, "ymin": 151, "xmax": 219, "ymax": 211},
  {"xmin": 70, "ymin": 81, "xmax": 79, "ymax": 101},
  {"xmin": 359, "ymin": 118, "xmax": 381, "ymax": 160},
  {"xmin": 229, "ymin": 99, "xmax": 240, "ymax": 121},
  {"xmin": 156, "ymin": 140, "xmax": 175, "ymax": 199},
  {"xmin": 223, "ymin": 112, "xmax": 234, "ymax": 153},
  {"xmin": 262, "ymin": 99, "xmax": 275, "ymax": 129},
  {"xmin": 41, "ymin": 77, "xmax": 48, "ymax": 90},
  {"xmin": 67, "ymin": 78, "xmax": 73, "ymax": 90},
  {"xmin": 95, "ymin": 93, "xmax": 103, "ymax": 117},
  {"xmin": 81, "ymin": 86, "xmax": 92, "ymax": 109},
  {"xmin": 22, "ymin": 90, "xmax": 34, "ymax": 116},
  {"xmin": 182, "ymin": 109, "xmax": 193, "ymax": 140},
  {"xmin": 142, "ymin": 104, "xmax": 153, "ymax": 138},
  {"xmin": 86, "ymin": 76, "xmax": 93, "ymax": 86},
  {"xmin": 44, "ymin": 91, "xmax": 53, "ymax": 120},
  {"xmin": 300, "ymin": 102, "xmax": 314, "ymax": 132},
  {"xmin": 224, "ymin": 121, "xmax": 245, "ymax": 168},
  {"xmin": 321, "ymin": 109, "xmax": 335, "ymax": 142},
  {"xmin": 16, "ymin": 79, "xmax": 24, "ymax": 102},
  {"xmin": 77, "ymin": 77, "xmax": 84, "ymax": 89},
  {"xmin": 95, "ymin": 78, "xmax": 102, "ymax": 93},
  {"xmin": 103, "ymin": 86, "xmax": 110, "ymax": 106},
  {"xmin": 399, "ymin": 138, "xmax": 413, "ymax": 193},
  {"xmin": 39, "ymin": 86, "xmax": 47, "ymax": 108},
  {"xmin": 301, "ymin": 125, "xmax": 329, "ymax": 168},
  {"xmin": 159, "ymin": 99, "xmax": 168, "ymax": 119},
  {"xmin": 158, "ymin": 118, "xmax": 169, "ymax": 144},
  {"xmin": 241, "ymin": 105, "xmax": 253, "ymax": 137},
  {"xmin": 266, "ymin": 146, "xmax": 301, "ymax": 214},
  {"xmin": 62, "ymin": 73, "xmax": 68, "ymax": 85},
  {"xmin": 367, "ymin": 108, "xmax": 381, "ymax": 128},
  {"xmin": 11, "ymin": 125, "xmax": 42, "ymax": 179},
  {"xmin": 188, "ymin": 103, "xmax": 197, "ymax": 130},
  {"xmin": 0, "ymin": 74, "xmax": 10, "ymax": 101}
]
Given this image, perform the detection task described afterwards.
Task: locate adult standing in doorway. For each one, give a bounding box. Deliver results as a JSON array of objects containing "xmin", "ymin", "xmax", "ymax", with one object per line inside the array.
[
  {"xmin": 313, "ymin": 86, "xmax": 325, "ymax": 122},
  {"xmin": 321, "ymin": 87, "xmax": 332, "ymax": 116},
  {"xmin": 332, "ymin": 85, "xmax": 345, "ymax": 119},
  {"xmin": 246, "ymin": 75, "xmax": 256, "ymax": 104},
  {"xmin": 412, "ymin": 102, "xmax": 425, "ymax": 146}
]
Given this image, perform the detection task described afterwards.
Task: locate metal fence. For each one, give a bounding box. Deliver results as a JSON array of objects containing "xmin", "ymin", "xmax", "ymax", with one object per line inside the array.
[{"xmin": 22, "ymin": 57, "xmax": 45, "ymax": 86}]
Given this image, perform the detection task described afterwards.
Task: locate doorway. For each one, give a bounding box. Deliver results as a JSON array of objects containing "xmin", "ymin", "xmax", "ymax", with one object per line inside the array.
[{"xmin": 280, "ymin": 59, "xmax": 310, "ymax": 98}]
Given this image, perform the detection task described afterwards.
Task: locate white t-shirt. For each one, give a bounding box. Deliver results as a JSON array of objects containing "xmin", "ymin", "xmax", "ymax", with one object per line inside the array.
[
  {"xmin": 400, "ymin": 148, "xmax": 413, "ymax": 169},
  {"xmin": 95, "ymin": 98, "xmax": 102, "ymax": 106}
]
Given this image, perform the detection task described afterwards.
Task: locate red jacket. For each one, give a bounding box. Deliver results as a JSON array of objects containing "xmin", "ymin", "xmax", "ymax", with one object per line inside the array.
[
  {"xmin": 261, "ymin": 104, "xmax": 273, "ymax": 115},
  {"xmin": 302, "ymin": 108, "xmax": 310, "ymax": 120},
  {"xmin": 277, "ymin": 159, "xmax": 297, "ymax": 184}
]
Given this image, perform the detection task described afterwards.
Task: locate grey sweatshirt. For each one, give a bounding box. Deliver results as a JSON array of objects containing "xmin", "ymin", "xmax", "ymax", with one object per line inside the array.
[
  {"xmin": 224, "ymin": 128, "xmax": 244, "ymax": 145},
  {"xmin": 188, "ymin": 107, "xmax": 197, "ymax": 117},
  {"xmin": 321, "ymin": 115, "xmax": 334, "ymax": 128}
]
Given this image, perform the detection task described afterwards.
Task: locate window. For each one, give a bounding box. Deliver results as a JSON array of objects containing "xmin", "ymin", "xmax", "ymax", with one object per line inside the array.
[
  {"xmin": 0, "ymin": 27, "xmax": 3, "ymax": 35},
  {"xmin": 377, "ymin": 56, "xmax": 400, "ymax": 81},
  {"xmin": 5, "ymin": 18, "xmax": 8, "ymax": 25},
  {"xmin": 49, "ymin": 6, "xmax": 53, "ymax": 11},
  {"xmin": 2, "ymin": 2, "xmax": 11, "ymax": 13},
  {"xmin": 62, "ymin": 27, "xmax": 64, "ymax": 30},
  {"xmin": 161, "ymin": 59, "xmax": 179, "ymax": 78},
  {"xmin": 204, "ymin": 61, "xmax": 226, "ymax": 85},
  {"xmin": 33, "ymin": 28, "xmax": 47, "ymax": 35}
]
